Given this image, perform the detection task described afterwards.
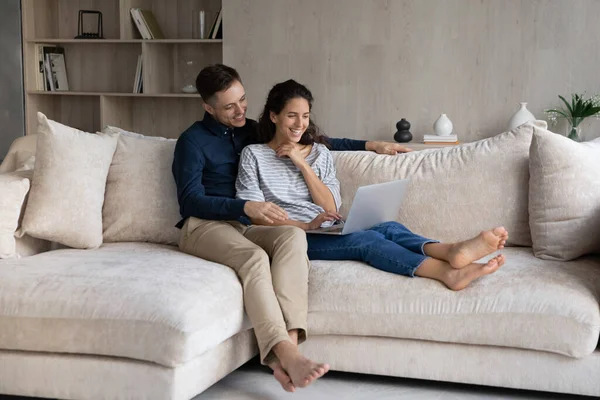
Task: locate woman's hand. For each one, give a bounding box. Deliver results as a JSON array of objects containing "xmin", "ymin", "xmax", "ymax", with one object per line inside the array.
[
  {"xmin": 307, "ymin": 211, "xmax": 344, "ymax": 230},
  {"xmin": 276, "ymin": 143, "xmax": 306, "ymax": 167}
]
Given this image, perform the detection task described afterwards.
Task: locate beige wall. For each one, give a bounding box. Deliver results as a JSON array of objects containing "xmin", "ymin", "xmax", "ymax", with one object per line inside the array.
[{"xmin": 223, "ymin": 0, "xmax": 600, "ymax": 142}]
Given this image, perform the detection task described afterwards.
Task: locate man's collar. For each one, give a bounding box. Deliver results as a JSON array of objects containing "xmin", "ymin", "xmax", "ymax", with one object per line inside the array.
[{"xmin": 202, "ymin": 112, "xmax": 234, "ymax": 137}]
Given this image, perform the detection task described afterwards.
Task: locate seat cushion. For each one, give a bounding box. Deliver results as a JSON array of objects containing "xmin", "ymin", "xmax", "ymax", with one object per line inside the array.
[
  {"xmin": 0, "ymin": 243, "xmax": 250, "ymax": 367},
  {"xmin": 307, "ymin": 247, "xmax": 600, "ymax": 358}
]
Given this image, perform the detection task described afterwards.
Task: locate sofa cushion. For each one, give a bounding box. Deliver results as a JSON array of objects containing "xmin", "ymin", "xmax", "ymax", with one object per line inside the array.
[
  {"xmin": 529, "ymin": 127, "xmax": 600, "ymax": 260},
  {"xmin": 102, "ymin": 127, "xmax": 180, "ymax": 245},
  {"xmin": 333, "ymin": 122, "xmax": 543, "ymax": 246},
  {"xmin": 0, "ymin": 171, "xmax": 31, "ymax": 258},
  {"xmin": 20, "ymin": 113, "xmax": 118, "ymax": 249},
  {"xmin": 307, "ymin": 247, "xmax": 600, "ymax": 358},
  {"xmin": 0, "ymin": 243, "xmax": 250, "ymax": 367}
]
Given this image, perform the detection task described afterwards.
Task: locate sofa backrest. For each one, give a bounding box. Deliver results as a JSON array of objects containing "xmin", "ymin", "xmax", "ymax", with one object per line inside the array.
[{"xmin": 333, "ymin": 122, "xmax": 543, "ymax": 246}]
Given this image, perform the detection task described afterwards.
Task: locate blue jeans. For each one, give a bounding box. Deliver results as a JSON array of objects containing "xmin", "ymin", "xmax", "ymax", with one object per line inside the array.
[{"xmin": 306, "ymin": 221, "xmax": 438, "ymax": 277}]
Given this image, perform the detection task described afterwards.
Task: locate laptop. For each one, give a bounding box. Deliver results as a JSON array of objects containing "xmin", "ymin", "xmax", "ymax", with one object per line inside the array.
[{"xmin": 306, "ymin": 179, "xmax": 410, "ymax": 235}]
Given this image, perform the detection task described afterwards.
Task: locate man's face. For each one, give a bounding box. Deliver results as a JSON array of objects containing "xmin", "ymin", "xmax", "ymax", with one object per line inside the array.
[{"xmin": 204, "ymin": 80, "xmax": 248, "ymax": 128}]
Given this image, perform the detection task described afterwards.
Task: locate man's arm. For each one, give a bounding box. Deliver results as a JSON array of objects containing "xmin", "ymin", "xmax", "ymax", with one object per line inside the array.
[
  {"xmin": 172, "ymin": 135, "xmax": 247, "ymax": 221},
  {"xmin": 365, "ymin": 141, "xmax": 413, "ymax": 154},
  {"xmin": 325, "ymin": 137, "xmax": 413, "ymax": 154},
  {"xmin": 326, "ymin": 137, "xmax": 367, "ymax": 151}
]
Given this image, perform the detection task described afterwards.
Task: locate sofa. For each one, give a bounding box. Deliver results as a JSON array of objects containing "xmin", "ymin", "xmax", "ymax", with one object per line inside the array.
[{"xmin": 0, "ymin": 115, "xmax": 598, "ymax": 400}]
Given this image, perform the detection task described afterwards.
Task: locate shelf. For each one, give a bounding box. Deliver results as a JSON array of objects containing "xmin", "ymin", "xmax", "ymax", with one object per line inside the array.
[
  {"xmin": 25, "ymin": 39, "xmax": 222, "ymax": 44},
  {"xmin": 22, "ymin": 0, "xmax": 221, "ymax": 137},
  {"xmin": 27, "ymin": 91, "xmax": 199, "ymax": 98}
]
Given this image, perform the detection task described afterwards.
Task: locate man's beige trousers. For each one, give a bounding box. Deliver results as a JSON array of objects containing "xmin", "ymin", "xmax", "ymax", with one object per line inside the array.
[{"xmin": 179, "ymin": 217, "xmax": 309, "ymax": 364}]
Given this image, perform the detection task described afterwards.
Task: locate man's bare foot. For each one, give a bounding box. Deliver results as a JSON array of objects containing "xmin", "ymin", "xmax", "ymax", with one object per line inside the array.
[
  {"xmin": 447, "ymin": 227, "xmax": 509, "ymax": 269},
  {"xmin": 269, "ymin": 362, "xmax": 295, "ymax": 392},
  {"xmin": 280, "ymin": 353, "xmax": 330, "ymax": 388},
  {"xmin": 443, "ymin": 255, "xmax": 505, "ymax": 291}
]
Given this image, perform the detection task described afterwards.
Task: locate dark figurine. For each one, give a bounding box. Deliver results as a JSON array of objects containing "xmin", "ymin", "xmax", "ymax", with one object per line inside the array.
[
  {"xmin": 75, "ymin": 10, "xmax": 104, "ymax": 39},
  {"xmin": 394, "ymin": 118, "xmax": 413, "ymax": 143}
]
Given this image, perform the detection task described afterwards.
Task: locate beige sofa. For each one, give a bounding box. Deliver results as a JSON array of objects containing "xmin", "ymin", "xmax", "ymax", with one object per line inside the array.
[{"xmin": 0, "ymin": 119, "xmax": 598, "ymax": 400}]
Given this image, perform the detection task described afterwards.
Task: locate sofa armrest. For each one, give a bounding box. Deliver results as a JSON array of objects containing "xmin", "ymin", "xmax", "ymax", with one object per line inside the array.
[
  {"xmin": 1, "ymin": 169, "xmax": 52, "ymax": 259},
  {"xmin": 0, "ymin": 134, "xmax": 38, "ymax": 173}
]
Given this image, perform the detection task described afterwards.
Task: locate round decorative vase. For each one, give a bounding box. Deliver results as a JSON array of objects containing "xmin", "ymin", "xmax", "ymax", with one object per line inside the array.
[
  {"xmin": 393, "ymin": 118, "xmax": 413, "ymax": 143},
  {"xmin": 507, "ymin": 102, "xmax": 535, "ymax": 130},
  {"xmin": 433, "ymin": 114, "xmax": 453, "ymax": 136}
]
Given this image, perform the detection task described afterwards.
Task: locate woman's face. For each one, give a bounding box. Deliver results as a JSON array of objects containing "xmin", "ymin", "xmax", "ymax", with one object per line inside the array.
[{"xmin": 270, "ymin": 97, "xmax": 310, "ymax": 143}]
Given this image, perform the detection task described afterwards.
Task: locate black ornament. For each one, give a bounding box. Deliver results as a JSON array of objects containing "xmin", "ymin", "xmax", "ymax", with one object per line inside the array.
[
  {"xmin": 74, "ymin": 10, "xmax": 104, "ymax": 39},
  {"xmin": 393, "ymin": 118, "xmax": 413, "ymax": 143}
]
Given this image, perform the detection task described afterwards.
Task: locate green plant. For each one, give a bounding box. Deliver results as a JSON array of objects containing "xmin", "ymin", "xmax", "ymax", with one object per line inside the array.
[{"xmin": 545, "ymin": 93, "xmax": 600, "ymax": 140}]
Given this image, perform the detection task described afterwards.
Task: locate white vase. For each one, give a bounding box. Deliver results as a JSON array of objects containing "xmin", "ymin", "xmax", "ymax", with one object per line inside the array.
[
  {"xmin": 507, "ymin": 102, "xmax": 536, "ymax": 130},
  {"xmin": 433, "ymin": 114, "xmax": 453, "ymax": 136}
]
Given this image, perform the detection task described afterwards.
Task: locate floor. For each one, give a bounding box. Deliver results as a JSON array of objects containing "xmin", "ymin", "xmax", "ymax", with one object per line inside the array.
[
  {"xmin": 195, "ymin": 358, "xmax": 594, "ymax": 400},
  {"xmin": 2, "ymin": 358, "xmax": 594, "ymax": 400}
]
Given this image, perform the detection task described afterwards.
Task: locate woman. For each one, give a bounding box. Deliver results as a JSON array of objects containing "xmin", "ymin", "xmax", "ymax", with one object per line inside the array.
[{"xmin": 236, "ymin": 80, "xmax": 507, "ymax": 290}]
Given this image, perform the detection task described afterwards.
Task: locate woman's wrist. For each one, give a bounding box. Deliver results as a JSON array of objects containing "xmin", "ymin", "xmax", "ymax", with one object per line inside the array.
[{"xmin": 296, "ymin": 160, "xmax": 312, "ymax": 173}]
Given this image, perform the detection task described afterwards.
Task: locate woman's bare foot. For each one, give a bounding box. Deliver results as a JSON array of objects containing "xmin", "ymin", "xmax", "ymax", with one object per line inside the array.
[
  {"xmin": 443, "ymin": 255, "xmax": 505, "ymax": 291},
  {"xmin": 447, "ymin": 227, "xmax": 509, "ymax": 269},
  {"xmin": 269, "ymin": 362, "xmax": 295, "ymax": 392}
]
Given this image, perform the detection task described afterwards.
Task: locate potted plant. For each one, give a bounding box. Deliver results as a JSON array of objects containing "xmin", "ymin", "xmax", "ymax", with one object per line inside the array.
[{"xmin": 545, "ymin": 93, "xmax": 600, "ymax": 141}]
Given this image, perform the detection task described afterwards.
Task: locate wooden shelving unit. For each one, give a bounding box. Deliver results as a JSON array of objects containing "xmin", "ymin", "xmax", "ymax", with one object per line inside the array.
[{"xmin": 21, "ymin": 0, "xmax": 222, "ymax": 137}]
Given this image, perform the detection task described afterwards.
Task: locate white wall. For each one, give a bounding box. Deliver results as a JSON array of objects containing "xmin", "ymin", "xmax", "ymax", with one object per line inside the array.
[{"xmin": 224, "ymin": 0, "xmax": 600, "ymax": 142}]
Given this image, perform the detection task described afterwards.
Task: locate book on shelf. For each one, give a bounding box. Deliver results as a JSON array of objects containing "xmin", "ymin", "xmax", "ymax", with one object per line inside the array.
[
  {"xmin": 207, "ymin": 9, "xmax": 219, "ymax": 38},
  {"xmin": 130, "ymin": 8, "xmax": 151, "ymax": 39},
  {"xmin": 209, "ymin": 8, "xmax": 223, "ymax": 39},
  {"xmin": 133, "ymin": 54, "xmax": 143, "ymax": 93},
  {"xmin": 38, "ymin": 45, "xmax": 69, "ymax": 91},
  {"xmin": 423, "ymin": 134, "xmax": 458, "ymax": 143},
  {"xmin": 130, "ymin": 8, "xmax": 165, "ymax": 39},
  {"xmin": 139, "ymin": 9, "xmax": 165, "ymax": 39},
  {"xmin": 35, "ymin": 43, "xmax": 51, "ymax": 90}
]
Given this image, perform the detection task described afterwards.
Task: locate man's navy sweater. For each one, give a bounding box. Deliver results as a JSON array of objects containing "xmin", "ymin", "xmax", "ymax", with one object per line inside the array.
[{"xmin": 172, "ymin": 113, "xmax": 367, "ymax": 226}]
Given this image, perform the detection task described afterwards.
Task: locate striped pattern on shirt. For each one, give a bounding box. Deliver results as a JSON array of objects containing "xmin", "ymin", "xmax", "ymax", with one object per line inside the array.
[{"xmin": 236, "ymin": 143, "xmax": 342, "ymax": 225}]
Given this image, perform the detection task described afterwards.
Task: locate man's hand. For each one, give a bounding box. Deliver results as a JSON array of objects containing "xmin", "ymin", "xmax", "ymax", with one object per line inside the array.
[
  {"xmin": 276, "ymin": 143, "xmax": 307, "ymax": 167},
  {"xmin": 365, "ymin": 141, "xmax": 413, "ymax": 155},
  {"xmin": 307, "ymin": 211, "xmax": 344, "ymax": 231},
  {"xmin": 244, "ymin": 201, "xmax": 288, "ymax": 224}
]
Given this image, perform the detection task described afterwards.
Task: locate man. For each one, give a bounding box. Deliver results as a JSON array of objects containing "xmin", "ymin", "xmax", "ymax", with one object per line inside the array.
[{"xmin": 172, "ymin": 64, "xmax": 411, "ymax": 392}]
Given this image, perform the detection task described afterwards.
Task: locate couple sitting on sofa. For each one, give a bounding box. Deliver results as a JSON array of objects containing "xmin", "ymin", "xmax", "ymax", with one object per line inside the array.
[{"xmin": 172, "ymin": 64, "xmax": 508, "ymax": 392}]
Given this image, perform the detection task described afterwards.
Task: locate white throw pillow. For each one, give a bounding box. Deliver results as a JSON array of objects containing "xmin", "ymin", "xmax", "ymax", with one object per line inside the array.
[
  {"xmin": 20, "ymin": 112, "xmax": 118, "ymax": 249},
  {"xmin": 529, "ymin": 127, "xmax": 600, "ymax": 260},
  {"xmin": 102, "ymin": 126, "xmax": 180, "ymax": 245},
  {"xmin": 333, "ymin": 122, "xmax": 545, "ymax": 245},
  {"xmin": 0, "ymin": 171, "xmax": 31, "ymax": 258}
]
